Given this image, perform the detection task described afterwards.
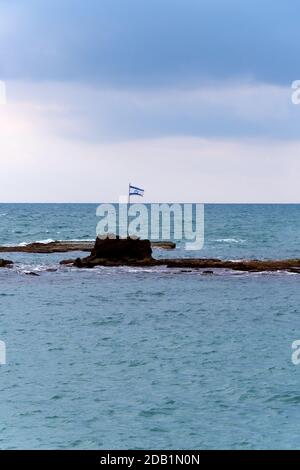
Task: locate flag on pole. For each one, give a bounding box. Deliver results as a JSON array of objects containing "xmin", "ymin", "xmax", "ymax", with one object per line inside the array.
[{"xmin": 129, "ymin": 184, "xmax": 144, "ymax": 197}]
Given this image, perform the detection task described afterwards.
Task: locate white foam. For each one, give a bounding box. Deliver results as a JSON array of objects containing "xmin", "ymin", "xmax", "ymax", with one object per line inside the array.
[
  {"xmin": 18, "ymin": 238, "xmax": 55, "ymax": 246},
  {"xmin": 16, "ymin": 238, "xmax": 95, "ymax": 247},
  {"xmin": 214, "ymin": 238, "xmax": 245, "ymax": 244}
]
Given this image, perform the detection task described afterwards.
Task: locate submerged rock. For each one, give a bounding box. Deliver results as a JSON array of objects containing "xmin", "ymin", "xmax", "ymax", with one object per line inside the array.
[
  {"xmin": 59, "ymin": 259, "xmax": 75, "ymax": 265},
  {"xmin": 165, "ymin": 258, "xmax": 300, "ymax": 273},
  {"xmin": 0, "ymin": 258, "xmax": 13, "ymax": 268},
  {"xmin": 289, "ymin": 267, "xmax": 300, "ymax": 274}
]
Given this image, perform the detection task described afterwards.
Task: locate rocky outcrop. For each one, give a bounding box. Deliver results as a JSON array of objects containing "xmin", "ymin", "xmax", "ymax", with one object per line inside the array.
[
  {"xmin": 0, "ymin": 258, "xmax": 13, "ymax": 268},
  {"xmin": 72, "ymin": 237, "xmax": 154, "ymax": 268},
  {"xmin": 0, "ymin": 240, "xmax": 175, "ymax": 253},
  {"xmin": 163, "ymin": 258, "xmax": 300, "ymax": 272},
  {"xmin": 62, "ymin": 236, "xmax": 300, "ymax": 273},
  {"xmin": 0, "ymin": 241, "xmax": 94, "ymax": 253}
]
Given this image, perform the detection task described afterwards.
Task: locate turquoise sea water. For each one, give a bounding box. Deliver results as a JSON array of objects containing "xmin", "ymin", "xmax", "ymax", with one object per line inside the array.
[{"xmin": 0, "ymin": 204, "xmax": 300, "ymax": 449}]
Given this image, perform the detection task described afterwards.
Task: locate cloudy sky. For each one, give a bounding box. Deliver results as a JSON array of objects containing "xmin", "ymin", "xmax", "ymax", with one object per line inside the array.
[{"xmin": 0, "ymin": 0, "xmax": 299, "ymax": 202}]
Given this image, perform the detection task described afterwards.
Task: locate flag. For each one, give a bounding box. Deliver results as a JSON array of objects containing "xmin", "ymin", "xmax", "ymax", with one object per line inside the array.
[{"xmin": 129, "ymin": 184, "xmax": 144, "ymax": 197}]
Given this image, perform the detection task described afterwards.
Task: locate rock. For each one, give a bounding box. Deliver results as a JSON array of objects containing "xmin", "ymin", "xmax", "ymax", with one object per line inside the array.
[
  {"xmin": 289, "ymin": 267, "xmax": 300, "ymax": 274},
  {"xmin": 59, "ymin": 259, "xmax": 75, "ymax": 265},
  {"xmin": 24, "ymin": 271, "xmax": 40, "ymax": 276},
  {"xmin": 57, "ymin": 236, "xmax": 300, "ymax": 274},
  {"xmin": 152, "ymin": 241, "xmax": 176, "ymax": 250},
  {"xmin": 165, "ymin": 258, "xmax": 300, "ymax": 272},
  {"xmin": 73, "ymin": 236, "xmax": 154, "ymax": 268},
  {"xmin": 0, "ymin": 240, "xmax": 176, "ymax": 254},
  {"xmin": 0, "ymin": 241, "xmax": 94, "ymax": 253},
  {"xmin": 0, "ymin": 258, "xmax": 13, "ymax": 268},
  {"xmin": 92, "ymin": 236, "xmax": 152, "ymax": 259},
  {"xmin": 73, "ymin": 257, "xmax": 84, "ymax": 268}
]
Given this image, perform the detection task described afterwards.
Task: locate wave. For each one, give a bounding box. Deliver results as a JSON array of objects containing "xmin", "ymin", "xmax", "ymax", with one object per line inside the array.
[
  {"xmin": 18, "ymin": 238, "xmax": 56, "ymax": 246},
  {"xmin": 214, "ymin": 238, "xmax": 245, "ymax": 244},
  {"xmin": 16, "ymin": 238, "xmax": 95, "ymax": 247}
]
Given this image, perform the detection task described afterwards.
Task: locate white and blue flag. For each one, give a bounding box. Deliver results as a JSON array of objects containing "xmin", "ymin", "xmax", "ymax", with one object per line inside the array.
[{"xmin": 129, "ymin": 184, "xmax": 144, "ymax": 197}]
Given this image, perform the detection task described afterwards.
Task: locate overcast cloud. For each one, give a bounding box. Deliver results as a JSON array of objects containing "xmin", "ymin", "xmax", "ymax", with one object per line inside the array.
[{"xmin": 0, "ymin": 0, "xmax": 299, "ymax": 201}]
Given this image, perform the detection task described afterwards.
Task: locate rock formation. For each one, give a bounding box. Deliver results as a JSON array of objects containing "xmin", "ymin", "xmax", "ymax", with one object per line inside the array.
[
  {"xmin": 61, "ymin": 237, "xmax": 300, "ymax": 273},
  {"xmin": 0, "ymin": 240, "xmax": 175, "ymax": 253},
  {"xmin": 0, "ymin": 259, "xmax": 13, "ymax": 268},
  {"xmin": 73, "ymin": 237, "xmax": 154, "ymax": 268},
  {"xmin": 163, "ymin": 258, "xmax": 300, "ymax": 272}
]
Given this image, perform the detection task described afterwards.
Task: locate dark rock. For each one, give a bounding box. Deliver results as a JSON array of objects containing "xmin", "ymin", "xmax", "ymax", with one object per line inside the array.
[
  {"xmin": 289, "ymin": 267, "xmax": 300, "ymax": 274},
  {"xmin": 73, "ymin": 237, "xmax": 154, "ymax": 268},
  {"xmin": 73, "ymin": 257, "xmax": 85, "ymax": 268},
  {"xmin": 0, "ymin": 241, "xmax": 94, "ymax": 253},
  {"xmin": 57, "ymin": 236, "xmax": 300, "ymax": 274},
  {"xmin": 152, "ymin": 241, "xmax": 176, "ymax": 250},
  {"xmin": 91, "ymin": 237, "xmax": 152, "ymax": 260},
  {"xmin": 165, "ymin": 258, "xmax": 300, "ymax": 272},
  {"xmin": 0, "ymin": 240, "xmax": 176, "ymax": 254},
  {"xmin": 0, "ymin": 258, "xmax": 13, "ymax": 268},
  {"xmin": 59, "ymin": 259, "xmax": 75, "ymax": 265}
]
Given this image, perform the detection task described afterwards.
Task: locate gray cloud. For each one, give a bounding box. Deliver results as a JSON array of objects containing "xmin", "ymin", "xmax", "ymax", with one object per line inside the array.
[
  {"xmin": 8, "ymin": 81, "xmax": 299, "ymax": 142},
  {"xmin": 0, "ymin": 0, "xmax": 298, "ymax": 87}
]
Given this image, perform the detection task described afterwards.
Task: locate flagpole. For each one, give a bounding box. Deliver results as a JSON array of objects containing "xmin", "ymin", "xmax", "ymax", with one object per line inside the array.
[{"xmin": 127, "ymin": 183, "xmax": 130, "ymax": 238}]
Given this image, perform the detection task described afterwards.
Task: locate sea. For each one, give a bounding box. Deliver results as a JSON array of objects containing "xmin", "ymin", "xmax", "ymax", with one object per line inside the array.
[{"xmin": 0, "ymin": 203, "xmax": 300, "ymax": 449}]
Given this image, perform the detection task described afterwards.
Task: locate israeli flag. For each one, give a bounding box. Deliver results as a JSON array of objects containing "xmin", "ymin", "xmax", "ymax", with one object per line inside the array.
[{"xmin": 129, "ymin": 184, "xmax": 144, "ymax": 197}]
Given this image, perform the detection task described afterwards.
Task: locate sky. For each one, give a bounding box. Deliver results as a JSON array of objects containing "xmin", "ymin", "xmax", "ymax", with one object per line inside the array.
[{"xmin": 0, "ymin": 0, "xmax": 299, "ymax": 202}]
